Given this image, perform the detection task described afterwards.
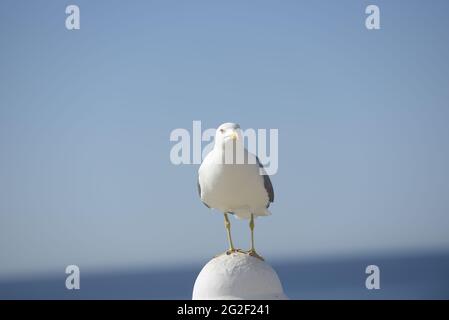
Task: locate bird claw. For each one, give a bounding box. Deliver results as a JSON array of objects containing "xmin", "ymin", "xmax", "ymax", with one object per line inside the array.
[
  {"xmin": 226, "ymin": 248, "xmax": 245, "ymax": 255},
  {"xmin": 245, "ymin": 249, "xmax": 265, "ymax": 261},
  {"xmin": 214, "ymin": 248, "xmax": 244, "ymax": 258},
  {"xmin": 214, "ymin": 248, "xmax": 264, "ymax": 260}
]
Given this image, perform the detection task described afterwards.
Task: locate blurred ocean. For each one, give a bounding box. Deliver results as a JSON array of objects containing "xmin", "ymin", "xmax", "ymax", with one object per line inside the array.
[{"xmin": 1, "ymin": 251, "xmax": 448, "ymax": 299}]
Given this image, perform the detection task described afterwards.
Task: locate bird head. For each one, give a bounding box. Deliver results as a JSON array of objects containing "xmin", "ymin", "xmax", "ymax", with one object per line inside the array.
[{"xmin": 214, "ymin": 122, "xmax": 243, "ymax": 148}]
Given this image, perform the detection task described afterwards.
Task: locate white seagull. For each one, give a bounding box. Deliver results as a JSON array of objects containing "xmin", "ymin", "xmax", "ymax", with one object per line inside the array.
[{"xmin": 198, "ymin": 123, "xmax": 274, "ymax": 260}]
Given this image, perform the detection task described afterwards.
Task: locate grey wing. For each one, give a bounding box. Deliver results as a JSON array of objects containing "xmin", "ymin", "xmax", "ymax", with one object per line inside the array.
[
  {"xmin": 197, "ymin": 178, "xmax": 210, "ymax": 208},
  {"xmin": 256, "ymin": 156, "xmax": 274, "ymax": 207}
]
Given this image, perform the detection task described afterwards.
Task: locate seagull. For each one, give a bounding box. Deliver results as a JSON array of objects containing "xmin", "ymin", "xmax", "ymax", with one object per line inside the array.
[{"xmin": 198, "ymin": 123, "xmax": 274, "ymax": 260}]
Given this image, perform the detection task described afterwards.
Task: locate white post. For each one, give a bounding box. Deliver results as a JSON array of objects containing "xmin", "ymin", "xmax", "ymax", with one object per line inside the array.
[{"xmin": 192, "ymin": 252, "xmax": 288, "ymax": 300}]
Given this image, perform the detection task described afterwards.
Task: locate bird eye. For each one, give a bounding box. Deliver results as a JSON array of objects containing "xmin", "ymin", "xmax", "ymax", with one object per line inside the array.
[{"xmin": 220, "ymin": 128, "xmax": 225, "ymax": 133}]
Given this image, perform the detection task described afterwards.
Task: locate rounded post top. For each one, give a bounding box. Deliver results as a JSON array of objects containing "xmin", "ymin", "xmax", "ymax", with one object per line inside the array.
[{"xmin": 192, "ymin": 252, "xmax": 288, "ymax": 300}]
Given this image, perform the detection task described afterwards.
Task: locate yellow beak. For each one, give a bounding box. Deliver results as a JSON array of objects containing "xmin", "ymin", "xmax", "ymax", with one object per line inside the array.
[{"xmin": 230, "ymin": 131, "xmax": 238, "ymax": 141}]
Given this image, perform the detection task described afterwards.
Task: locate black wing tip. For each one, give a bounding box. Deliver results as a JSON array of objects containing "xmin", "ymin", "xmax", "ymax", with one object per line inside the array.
[
  {"xmin": 256, "ymin": 156, "xmax": 274, "ymax": 206},
  {"xmin": 197, "ymin": 179, "xmax": 210, "ymax": 208}
]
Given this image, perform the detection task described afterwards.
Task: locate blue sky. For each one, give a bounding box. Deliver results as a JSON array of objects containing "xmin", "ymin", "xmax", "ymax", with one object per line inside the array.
[{"xmin": 1, "ymin": 0, "xmax": 449, "ymax": 279}]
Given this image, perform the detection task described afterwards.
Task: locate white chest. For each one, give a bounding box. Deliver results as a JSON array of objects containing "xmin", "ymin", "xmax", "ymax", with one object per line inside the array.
[{"xmin": 198, "ymin": 151, "xmax": 268, "ymax": 211}]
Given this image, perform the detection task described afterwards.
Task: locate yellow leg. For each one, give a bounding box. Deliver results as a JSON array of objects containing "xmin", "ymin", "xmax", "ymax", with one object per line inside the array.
[
  {"xmin": 224, "ymin": 213, "xmax": 235, "ymax": 252},
  {"xmin": 247, "ymin": 214, "xmax": 264, "ymax": 261}
]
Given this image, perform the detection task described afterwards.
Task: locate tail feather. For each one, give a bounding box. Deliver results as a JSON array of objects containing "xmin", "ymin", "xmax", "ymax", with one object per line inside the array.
[{"xmin": 232, "ymin": 208, "xmax": 272, "ymax": 220}]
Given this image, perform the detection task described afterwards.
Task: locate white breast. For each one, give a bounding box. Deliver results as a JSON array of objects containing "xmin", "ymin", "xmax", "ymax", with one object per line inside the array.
[{"xmin": 198, "ymin": 148, "xmax": 270, "ymax": 219}]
